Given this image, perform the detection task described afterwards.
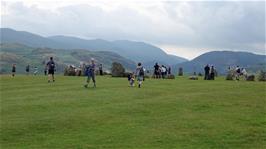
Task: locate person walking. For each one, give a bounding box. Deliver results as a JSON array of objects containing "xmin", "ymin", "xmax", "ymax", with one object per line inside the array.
[
  {"xmin": 84, "ymin": 58, "xmax": 96, "ymax": 88},
  {"xmin": 46, "ymin": 57, "xmax": 56, "ymax": 82},
  {"xmin": 136, "ymin": 62, "xmax": 145, "ymax": 88}
]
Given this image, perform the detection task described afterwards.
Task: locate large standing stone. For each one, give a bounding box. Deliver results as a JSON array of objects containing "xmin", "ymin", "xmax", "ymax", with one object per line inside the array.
[
  {"xmin": 178, "ymin": 67, "xmax": 183, "ymax": 76},
  {"xmin": 226, "ymin": 70, "xmax": 234, "ymax": 80},
  {"xmin": 246, "ymin": 75, "xmax": 255, "ymax": 81},
  {"xmin": 111, "ymin": 62, "xmax": 125, "ymax": 77}
]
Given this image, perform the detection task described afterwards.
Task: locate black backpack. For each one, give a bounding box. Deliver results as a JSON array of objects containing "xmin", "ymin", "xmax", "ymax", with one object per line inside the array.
[
  {"xmin": 237, "ymin": 68, "xmax": 241, "ymax": 73},
  {"xmin": 139, "ymin": 67, "xmax": 144, "ymax": 76}
]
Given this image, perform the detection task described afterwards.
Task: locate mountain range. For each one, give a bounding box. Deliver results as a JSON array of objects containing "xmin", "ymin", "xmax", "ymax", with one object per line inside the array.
[
  {"xmin": 173, "ymin": 51, "xmax": 266, "ymax": 74},
  {"xmin": 1, "ymin": 28, "xmax": 265, "ymax": 75},
  {"xmin": 0, "ymin": 28, "xmax": 187, "ymax": 66}
]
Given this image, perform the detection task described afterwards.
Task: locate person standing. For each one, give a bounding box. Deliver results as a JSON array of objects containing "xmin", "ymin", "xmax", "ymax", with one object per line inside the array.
[
  {"xmin": 84, "ymin": 58, "xmax": 96, "ymax": 88},
  {"xmin": 136, "ymin": 62, "xmax": 144, "ymax": 88},
  {"xmin": 99, "ymin": 64, "xmax": 103, "ymax": 76},
  {"xmin": 44, "ymin": 66, "xmax": 47, "ymax": 76},
  {"xmin": 204, "ymin": 64, "xmax": 210, "ymax": 80},
  {"xmin": 210, "ymin": 66, "xmax": 215, "ymax": 80},
  {"xmin": 26, "ymin": 65, "xmax": 30, "ymax": 75},
  {"xmin": 241, "ymin": 68, "xmax": 248, "ymax": 79},
  {"xmin": 34, "ymin": 66, "xmax": 38, "ymax": 75},
  {"xmin": 154, "ymin": 63, "xmax": 159, "ymax": 78},
  {"xmin": 11, "ymin": 64, "xmax": 16, "ymax": 77},
  {"xmin": 168, "ymin": 66, "xmax": 171, "ymax": 75},
  {"xmin": 46, "ymin": 57, "xmax": 56, "ymax": 82},
  {"xmin": 235, "ymin": 66, "xmax": 241, "ymax": 81},
  {"xmin": 161, "ymin": 65, "xmax": 167, "ymax": 79}
]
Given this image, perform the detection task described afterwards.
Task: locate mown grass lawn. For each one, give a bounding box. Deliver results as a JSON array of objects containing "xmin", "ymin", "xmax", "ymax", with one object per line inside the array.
[{"xmin": 1, "ymin": 75, "xmax": 266, "ymax": 149}]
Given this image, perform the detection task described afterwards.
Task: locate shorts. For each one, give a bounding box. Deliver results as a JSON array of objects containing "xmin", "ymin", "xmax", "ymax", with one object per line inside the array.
[
  {"xmin": 137, "ymin": 76, "xmax": 143, "ymax": 81},
  {"xmin": 48, "ymin": 69, "xmax": 54, "ymax": 75}
]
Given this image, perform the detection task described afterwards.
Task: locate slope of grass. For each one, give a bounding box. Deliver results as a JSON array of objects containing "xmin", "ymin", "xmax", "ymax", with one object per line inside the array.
[{"xmin": 1, "ymin": 75, "xmax": 266, "ymax": 149}]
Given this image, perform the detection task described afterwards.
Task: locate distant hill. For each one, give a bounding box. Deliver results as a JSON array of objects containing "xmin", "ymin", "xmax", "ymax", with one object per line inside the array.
[
  {"xmin": 0, "ymin": 43, "xmax": 136, "ymax": 74},
  {"xmin": 0, "ymin": 28, "xmax": 188, "ymax": 67},
  {"xmin": 173, "ymin": 51, "xmax": 266, "ymax": 75}
]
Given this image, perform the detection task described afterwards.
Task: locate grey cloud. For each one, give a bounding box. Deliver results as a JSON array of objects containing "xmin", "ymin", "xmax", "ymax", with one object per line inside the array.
[{"xmin": 1, "ymin": 1, "xmax": 265, "ymax": 56}]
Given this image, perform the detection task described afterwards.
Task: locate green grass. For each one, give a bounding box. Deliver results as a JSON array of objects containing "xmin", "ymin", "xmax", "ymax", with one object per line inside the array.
[{"xmin": 1, "ymin": 75, "xmax": 266, "ymax": 149}]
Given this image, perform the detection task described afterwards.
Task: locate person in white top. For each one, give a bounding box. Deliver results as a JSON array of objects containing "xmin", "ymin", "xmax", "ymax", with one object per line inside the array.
[
  {"xmin": 161, "ymin": 65, "xmax": 166, "ymax": 79},
  {"xmin": 241, "ymin": 68, "xmax": 248, "ymax": 79}
]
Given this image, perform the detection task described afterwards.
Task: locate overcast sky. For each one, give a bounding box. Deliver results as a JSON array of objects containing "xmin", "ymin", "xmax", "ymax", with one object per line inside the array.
[{"xmin": 1, "ymin": 0, "xmax": 265, "ymax": 59}]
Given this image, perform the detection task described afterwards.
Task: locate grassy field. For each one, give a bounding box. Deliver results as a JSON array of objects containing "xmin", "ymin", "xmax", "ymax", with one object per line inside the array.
[{"xmin": 1, "ymin": 75, "xmax": 266, "ymax": 149}]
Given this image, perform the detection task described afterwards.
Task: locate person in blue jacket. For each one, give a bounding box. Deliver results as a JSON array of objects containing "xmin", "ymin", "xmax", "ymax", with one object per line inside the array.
[{"xmin": 84, "ymin": 58, "xmax": 96, "ymax": 88}]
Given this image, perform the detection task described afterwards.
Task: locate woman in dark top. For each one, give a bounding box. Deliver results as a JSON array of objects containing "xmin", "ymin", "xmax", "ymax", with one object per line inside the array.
[{"xmin": 12, "ymin": 64, "xmax": 16, "ymax": 77}]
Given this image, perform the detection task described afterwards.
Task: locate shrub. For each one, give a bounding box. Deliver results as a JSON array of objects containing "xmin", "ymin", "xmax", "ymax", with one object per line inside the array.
[{"xmin": 258, "ymin": 70, "xmax": 266, "ymax": 81}]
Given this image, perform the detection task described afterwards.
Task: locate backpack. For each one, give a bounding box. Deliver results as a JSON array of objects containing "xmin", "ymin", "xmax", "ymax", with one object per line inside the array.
[
  {"xmin": 236, "ymin": 68, "xmax": 241, "ymax": 73},
  {"xmin": 139, "ymin": 67, "xmax": 144, "ymax": 76}
]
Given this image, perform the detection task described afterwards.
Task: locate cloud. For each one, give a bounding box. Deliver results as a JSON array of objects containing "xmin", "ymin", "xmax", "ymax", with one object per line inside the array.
[{"xmin": 1, "ymin": 0, "xmax": 265, "ymax": 59}]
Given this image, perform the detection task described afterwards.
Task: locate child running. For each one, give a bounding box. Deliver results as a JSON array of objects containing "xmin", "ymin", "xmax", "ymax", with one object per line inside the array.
[
  {"xmin": 127, "ymin": 73, "xmax": 135, "ymax": 87},
  {"xmin": 84, "ymin": 58, "xmax": 96, "ymax": 88}
]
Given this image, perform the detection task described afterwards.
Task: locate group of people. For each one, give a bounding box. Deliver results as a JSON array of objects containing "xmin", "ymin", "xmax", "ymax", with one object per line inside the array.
[
  {"xmin": 204, "ymin": 64, "xmax": 216, "ymax": 80},
  {"xmin": 230, "ymin": 66, "xmax": 248, "ymax": 81},
  {"xmin": 153, "ymin": 63, "xmax": 171, "ymax": 79},
  {"xmin": 10, "ymin": 57, "xmax": 56, "ymax": 82},
  {"xmin": 25, "ymin": 65, "xmax": 39, "ymax": 75}
]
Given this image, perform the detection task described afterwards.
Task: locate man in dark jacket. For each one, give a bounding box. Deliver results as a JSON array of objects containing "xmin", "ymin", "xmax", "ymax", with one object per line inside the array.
[
  {"xmin": 46, "ymin": 57, "xmax": 55, "ymax": 82},
  {"xmin": 204, "ymin": 64, "xmax": 210, "ymax": 80}
]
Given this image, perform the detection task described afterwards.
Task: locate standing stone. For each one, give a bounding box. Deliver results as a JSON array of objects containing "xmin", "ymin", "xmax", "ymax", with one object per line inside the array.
[
  {"xmin": 226, "ymin": 70, "xmax": 234, "ymax": 80},
  {"xmin": 178, "ymin": 67, "xmax": 183, "ymax": 76},
  {"xmin": 246, "ymin": 75, "xmax": 255, "ymax": 81},
  {"xmin": 111, "ymin": 62, "xmax": 125, "ymax": 77}
]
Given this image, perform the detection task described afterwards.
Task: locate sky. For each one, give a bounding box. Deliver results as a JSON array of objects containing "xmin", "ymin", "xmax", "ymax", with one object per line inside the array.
[{"xmin": 1, "ymin": 0, "xmax": 265, "ymax": 59}]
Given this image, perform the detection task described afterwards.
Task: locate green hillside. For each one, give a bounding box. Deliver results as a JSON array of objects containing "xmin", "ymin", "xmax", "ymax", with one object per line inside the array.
[
  {"xmin": 0, "ymin": 43, "xmax": 136, "ymax": 74},
  {"xmin": 0, "ymin": 28, "xmax": 188, "ymax": 66},
  {"xmin": 1, "ymin": 75, "xmax": 265, "ymax": 148}
]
